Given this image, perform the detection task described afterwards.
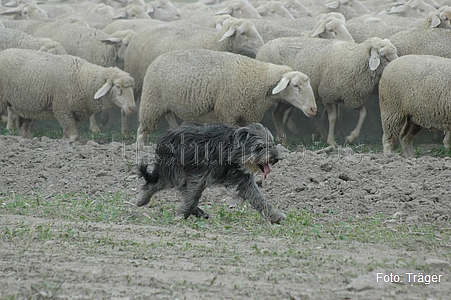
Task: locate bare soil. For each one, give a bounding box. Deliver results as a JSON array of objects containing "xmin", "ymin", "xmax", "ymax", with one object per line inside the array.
[{"xmin": 1, "ymin": 134, "xmax": 451, "ymax": 300}]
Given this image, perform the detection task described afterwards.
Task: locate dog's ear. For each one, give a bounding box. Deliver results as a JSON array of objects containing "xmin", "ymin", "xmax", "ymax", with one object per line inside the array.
[{"xmin": 233, "ymin": 126, "xmax": 250, "ymax": 146}]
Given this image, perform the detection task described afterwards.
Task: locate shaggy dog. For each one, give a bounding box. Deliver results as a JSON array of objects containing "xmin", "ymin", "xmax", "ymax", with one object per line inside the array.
[{"xmin": 136, "ymin": 122, "xmax": 286, "ymax": 224}]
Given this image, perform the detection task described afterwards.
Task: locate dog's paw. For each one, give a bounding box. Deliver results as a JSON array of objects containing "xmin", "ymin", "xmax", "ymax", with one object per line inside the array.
[
  {"xmin": 193, "ymin": 207, "xmax": 210, "ymax": 219},
  {"xmin": 269, "ymin": 211, "xmax": 286, "ymax": 224}
]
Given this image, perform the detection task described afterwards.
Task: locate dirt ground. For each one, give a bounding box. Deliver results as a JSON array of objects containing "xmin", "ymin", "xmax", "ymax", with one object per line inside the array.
[{"xmin": 1, "ymin": 133, "xmax": 451, "ymax": 300}]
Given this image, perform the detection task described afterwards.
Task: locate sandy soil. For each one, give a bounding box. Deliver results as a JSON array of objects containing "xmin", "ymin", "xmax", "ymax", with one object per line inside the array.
[{"xmin": 1, "ymin": 134, "xmax": 450, "ymax": 299}]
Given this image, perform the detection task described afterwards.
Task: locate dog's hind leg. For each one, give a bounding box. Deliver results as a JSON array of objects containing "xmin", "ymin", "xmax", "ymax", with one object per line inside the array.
[
  {"xmin": 136, "ymin": 181, "xmax": 165, "ymax": 207},
  {"xmin": 177, "ymin": 182, "xmax": 209, "ymax": 219},
  {"xmin": 237, "ymin": 176, "xmax": 286, "ymax": 224}
]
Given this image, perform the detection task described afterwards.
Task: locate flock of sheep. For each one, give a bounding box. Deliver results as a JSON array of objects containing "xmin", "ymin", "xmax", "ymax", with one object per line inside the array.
[{"xmin": 1, "ymin": 0, "xmax": 451, "ymax": 157}]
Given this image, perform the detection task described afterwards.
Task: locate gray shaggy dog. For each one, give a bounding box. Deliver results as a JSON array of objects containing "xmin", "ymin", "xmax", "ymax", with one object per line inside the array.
[{"xmin": 137, "ymin": 122, "xmax": 286, "ymax": 224}]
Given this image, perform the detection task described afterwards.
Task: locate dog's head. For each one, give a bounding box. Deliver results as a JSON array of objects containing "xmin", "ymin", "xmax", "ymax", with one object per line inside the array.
[{"xmin": 232, "ymin": 123, "xmax": 281, "ymax": 178}]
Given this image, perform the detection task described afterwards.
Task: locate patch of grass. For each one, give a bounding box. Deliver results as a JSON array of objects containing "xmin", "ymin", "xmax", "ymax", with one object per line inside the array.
[{"xmin": 2, "ymin": 191, "xmax": 449, "ymax": 258}]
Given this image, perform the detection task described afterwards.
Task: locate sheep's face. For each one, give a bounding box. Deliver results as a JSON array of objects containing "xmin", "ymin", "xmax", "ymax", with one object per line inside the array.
[
  {"xmin": 324, "ymin": 0, "xmax": 370, "ymax": 19},
  {"xmin": 283, "ymin": 0, "xmax": 312, "ymax": 18},
  {"xmin": 223, "ymin": 21, "xmax": 264, "ymax": 58},
  {"xmin": 112, "ymin": 80, "xmax": 136, "ymax": 115},
  {"xmin": 369, "ymin": 39, "xmax": 398, "ymax": 75},
  {"xmin": 146, "ymin": 1, "xmax": 182, "ymax": 21},
  {"xmin": 272, "ymin": 72, "xmax": 317, "ymax": 118}
]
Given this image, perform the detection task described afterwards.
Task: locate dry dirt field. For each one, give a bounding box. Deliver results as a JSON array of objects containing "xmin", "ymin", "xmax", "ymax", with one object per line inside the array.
[{"xmin": 1, "ymin": 129, "xmax": 451, "ymax": 299}]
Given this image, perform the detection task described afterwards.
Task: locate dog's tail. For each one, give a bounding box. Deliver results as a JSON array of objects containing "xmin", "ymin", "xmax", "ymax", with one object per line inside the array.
[{"xmin": 137, "ymin": 162, "xmax": 159, "ymax": 184}]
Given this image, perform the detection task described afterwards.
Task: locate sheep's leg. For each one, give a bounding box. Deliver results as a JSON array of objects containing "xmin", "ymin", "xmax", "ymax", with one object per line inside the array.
[
  {"xmin": 272, "ymin": 102, "xmax": 293, "ymax": 147},
  {"xmin": 17, "ymin": 117, "xmax": 33, "ymax": 139},
  {"xmin": 6, "ymin": 108, "xmax": 15, "ymax": 131},
  {"xmin": 382, "ymin": 132, "xmax": 395, "ymax": 155},
  {"xmin": 177, "ymin": 181, "xmax": 208, "ymax": 219},
  {"xmin": 336, "ymin": 104, "xmax": 346, "ymax": 143},
  {"xmin": 121, "ymin": 110, "xmax": 130, "ymax": 135},
  {"xmin": 346, "ymin": 105, "xmax": 367, "ymax": 144},
  {"xmin": 136, "ymin": 124, "xmax": 149, "ymax": 145},
  {"xmin": 399, "ymin": 119, "xmax": 422, "ymax": 158},
  {"xmin": 443, "ymin": 131, "xmax": 451, "ymax": 151},
  {"xmin": 165, "ymin": 112, "xmax": 179, "ymax": 128},
  {"xmin": 89, "ymin": 114, "xmax": 101, "ymax": 134},
  {"xmin": 325, "ymin": 103, "xmax": 338, "ymax": 147},
  {"xmin": 312, "ymin": 108, "xmax": 327, "ymax": 142},
  {"xmin": 58, "ymin": 116, "xmax": 79, "ymax": 142}
]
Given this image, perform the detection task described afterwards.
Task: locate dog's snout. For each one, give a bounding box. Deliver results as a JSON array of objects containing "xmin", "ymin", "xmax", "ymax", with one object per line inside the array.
[{"xmin": 273, "ymin": 157, "xmax": 282, "ymax": 164}]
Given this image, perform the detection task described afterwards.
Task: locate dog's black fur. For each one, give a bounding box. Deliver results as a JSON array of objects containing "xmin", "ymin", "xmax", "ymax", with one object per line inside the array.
[{"xmin": 137, "ymin": 122, "xmax": 285, "ymax": 224}]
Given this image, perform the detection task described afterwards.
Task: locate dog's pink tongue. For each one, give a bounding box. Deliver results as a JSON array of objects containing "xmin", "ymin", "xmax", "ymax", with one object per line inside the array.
[{"xmin": 263, "ymin": 164, "xmax": 271, "ymax": 179}]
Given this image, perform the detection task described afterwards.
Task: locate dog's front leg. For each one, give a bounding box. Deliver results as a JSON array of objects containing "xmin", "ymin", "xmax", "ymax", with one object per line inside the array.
[{"xmin": 237, "ymin": 176, "xmax": 286, "ymax": 224}]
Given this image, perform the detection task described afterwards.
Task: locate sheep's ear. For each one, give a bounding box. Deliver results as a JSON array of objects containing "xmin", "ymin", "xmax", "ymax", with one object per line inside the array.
[
  {"xmin": 146, "ymin": 5, "xmax": 155, "ymax": 14},
  {"xmin": 218, "ymin": 27, "xmax": 236, "ymax": 42},
  {"xmin": 216, "ymin": 7, "xmax": 232, "ymax": 15},
  {"xmin": 311, "ymin": 23, "xmax": 326, "ymax": 37},
  {"xmin": 430, "ymin": 15, "xmax": 441, "ymax": 28},
  {"xmin": 368, "ymin": 48, "xmax": 380, "ymax": 71},
  {"xmin": 324, "ymin": 1, "xmax": 339, "ymax": 9},
  {"xmin": 272, "ymin": 76, "xmax": 290, "ymax": 94},
  {"xmin": 101, "ymin": 37, "xmax": 122, "ymax": 45},
  {"xmin": 113, "ymin": 11, "xmax": 127, "ymax": 19},
  {"xmin": 94, "ymin": 80, "xmax": 113, "ymax": 99},
  {"xmin": 0, "ymin": 7, "xmax": 22, "ymax": 16}
]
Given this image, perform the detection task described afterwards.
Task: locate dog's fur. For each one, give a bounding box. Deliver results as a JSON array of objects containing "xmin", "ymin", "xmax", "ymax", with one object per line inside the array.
[{"xmin": 136, "ymin": 122, "xmax": 286, "ymax": 224}]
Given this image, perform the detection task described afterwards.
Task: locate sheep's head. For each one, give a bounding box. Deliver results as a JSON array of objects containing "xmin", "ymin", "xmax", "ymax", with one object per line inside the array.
[
  {"xmin": 145, "ymin": 0, "xmax": 182, "ymax": 21},
  {"xmin": 95, "ymin": 72, "xmax": 136, "ymax": 115},
  {"xmin": 311, "ymin": 17, "xmax": 354, "ymax": 42},
  {"xmin": 323, "ymin": 0, "xmax": 370, "ymax": 20},
  {"xmin": 367, "ymin": 38, "xmax": 398, "ymax": 75},
  {"xmin": 0, "ymin": 3, "xmax": 48, "ymax": 21},
  {"xmin": 283, "ymin": 0, "xmax": 312, "ymax": 18},
  {"xmin": 272, "ymin": 71, "xmax": 317, "ymax": 118},
  {"xmin": 256, "ymin": 1, "xmax": 294, "ymax": 19},
  {"xmin": 218, "ymin": 19, "xmax": 264, "ymax": 58},
  {"xmin": 216, "ymin": 0, "xmax": 261, "ymax": 18}
]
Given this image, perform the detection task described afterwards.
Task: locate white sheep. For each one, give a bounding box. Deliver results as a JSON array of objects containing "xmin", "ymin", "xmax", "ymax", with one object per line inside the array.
[
  {"xmin": 124, "ymin": 18, "xmax": 264, "ymax": 98},
  {"xmin": 389, "ymin": 28, "xmax": 451, "ymax": 59},
  {"xmin": 256, "ymin": 37, "xmax": 398, "ymax": 147},
  {"xmin": 102, "ymin": 19, "xmax": 164, "ymax": 34},
  {"xmin": 256, "ymin": 1, "xmax": 295, "ymax": 19},
  {"xmin": 144, "ymin": 0, "xmax": 182, "ymax": 21},
  {"xmin": 387, "ymin": 0, "xmax": 437, "ymax": 18},
  {"xmin": 32, "ymin": 22, "xmax": 119, "ymax": 68},
  {"xmin": 216, "ymin": 0, "xmax": 261, "ymax": 18},
  {"xmin": 113, "ymin": 4, "xmax": 150, "ymax": 19},
  {"xmin": 137, "ymin": 49, "xmax": 317, "ymax": 145},
  {"xmin": 0, "ymin": 49, "xmax": 136, "ymax": 142},
  {"xmin": 425, "ymin": 5, "xmax": 451, "ymax": 28},
  {"xmin": 321, "ymin": 0, "xmax": 371, "ymax": 20},
  {"xmin": 0, "ymin": 3, "xmax": 48, "ymax": 21},
  {"xmin": 379, "ymin": 54, "xmax": 451, "ymax": 157},
  {"xmin": 0, "ymin": 28, "xmax": 66, "ymax": 54},
  {"xmin": 282, "ymin": 0, "xmax": 313, "ymax": 18},
  {"xmin": 0, "ymin": 28, "xmax": 67, "ymax": 132},
  {"xmin": 306, "ymin": 12, "xmax": 354, "ymax": 42}
]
